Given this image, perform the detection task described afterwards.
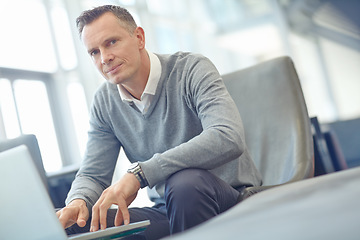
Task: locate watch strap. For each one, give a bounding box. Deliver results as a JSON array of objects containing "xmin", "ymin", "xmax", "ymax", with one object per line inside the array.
[{"xmin": 127, "ymin": 163, "xmax": 148, "ymax": 188}]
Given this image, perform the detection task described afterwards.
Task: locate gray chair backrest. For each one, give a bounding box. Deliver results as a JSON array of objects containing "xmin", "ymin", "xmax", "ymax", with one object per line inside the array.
[
  {"xmin": 222, "ymin": 56, "xmax": 314, "ymax": 186},
  {"xmin": 0, "ymin": 134, "xmax": 49, "ymax": 189}
]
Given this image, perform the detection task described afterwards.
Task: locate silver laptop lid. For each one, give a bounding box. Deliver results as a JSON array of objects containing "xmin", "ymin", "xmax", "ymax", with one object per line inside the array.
[{"xmin": 0, "ymin": 145, "xmax": 67, "ymax": 240}]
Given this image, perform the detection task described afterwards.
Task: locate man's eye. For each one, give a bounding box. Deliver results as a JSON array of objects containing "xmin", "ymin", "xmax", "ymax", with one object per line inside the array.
[{"xmin": 90, "ymin": 50, "xmax": 99, "ymax": 56}]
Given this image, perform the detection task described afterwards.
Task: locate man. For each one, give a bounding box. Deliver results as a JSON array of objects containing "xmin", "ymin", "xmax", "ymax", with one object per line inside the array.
[{"xmin": 56, "ymin": 5, "xmax": 261, "ymax": 240}]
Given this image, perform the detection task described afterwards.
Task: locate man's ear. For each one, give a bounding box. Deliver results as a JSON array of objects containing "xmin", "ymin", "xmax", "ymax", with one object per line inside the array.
[{"xmin": 135, "ymin": 27, "xmax": 146, "ymax": 50}]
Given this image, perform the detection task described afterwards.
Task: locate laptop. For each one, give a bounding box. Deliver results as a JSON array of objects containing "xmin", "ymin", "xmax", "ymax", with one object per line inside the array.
[{"xmin": 0, "ymin": 145, "xmax": 150, "ymax": 240}]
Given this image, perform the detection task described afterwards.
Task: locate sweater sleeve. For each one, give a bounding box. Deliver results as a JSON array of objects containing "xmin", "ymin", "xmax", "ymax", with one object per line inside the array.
[
  {"xmin": 141, "ymin": 55, "xmax": 246, "ymax": 188},
  {"xmin": 65, "ymin": 90, "xmax": 121, "ymax": 214}
]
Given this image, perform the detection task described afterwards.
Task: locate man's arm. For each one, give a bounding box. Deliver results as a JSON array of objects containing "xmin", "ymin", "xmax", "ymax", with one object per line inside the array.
[
  {"xmin": 62, "ymin": 85, "xmax": 141, "ymax": 231},
  {"xmin": 141, "ymin": 54, "xmax": 246, "ymax": 188},
  {"xmin": 65, "ymin": 88, "xmax": 122, "ymax": 217}
]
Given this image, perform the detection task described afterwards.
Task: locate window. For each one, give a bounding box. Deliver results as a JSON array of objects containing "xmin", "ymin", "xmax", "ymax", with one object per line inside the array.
[
  {"xmin": 0, "ymin": 0, "xmax": 57, "ymax": 72},
  {"xmin": 0, "ymin": 0, "xmax": 89, "ymax": 171},
  {"xmin": 67, "ymin": 82, "xmax": 89, "ymax": 158},
  {"xmin": 50, "ymin": 0, "xmax": 78, "ymax": 70},
  {"xmin": 0, "ymin": 77, "xmax": 62, "ymax": 172},
  {"xmin": 0, "ymin": 79, "xmax": 21, "ymax": 138},
  {"xmin": 14, "ymin": 79, "xmax": 62, "ymax": 171}
]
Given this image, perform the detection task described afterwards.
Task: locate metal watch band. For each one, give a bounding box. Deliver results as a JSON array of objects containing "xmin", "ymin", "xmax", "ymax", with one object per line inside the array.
[{"xmin": 127, "ymin": 162, "xmax": 148, "ymax": 188}]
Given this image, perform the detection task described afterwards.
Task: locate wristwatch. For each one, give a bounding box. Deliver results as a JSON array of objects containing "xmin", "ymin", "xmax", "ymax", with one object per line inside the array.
[{"xmin": 127, "ymin": 162, "xmax": 148, "ymax": 188}]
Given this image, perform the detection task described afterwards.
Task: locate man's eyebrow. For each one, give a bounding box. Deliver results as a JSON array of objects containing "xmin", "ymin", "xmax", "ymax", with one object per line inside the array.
[
  {"xmin": 104, "ymin": 37, "xmax": 117, "ymax": 44},
  {"xmin": 87, "ymin": 37, "xmax": 116, "ymax": 54}
]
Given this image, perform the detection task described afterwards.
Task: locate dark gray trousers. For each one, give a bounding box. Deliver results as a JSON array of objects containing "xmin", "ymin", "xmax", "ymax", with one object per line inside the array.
[{"xmin": 66, "ymin": 168, "xmax": 241, "ymax": 240}]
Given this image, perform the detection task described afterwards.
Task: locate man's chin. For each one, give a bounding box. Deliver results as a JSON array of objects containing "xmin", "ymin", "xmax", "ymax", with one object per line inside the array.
[
  {"xmin": 104, "ymin": 77, "xmax": 121, "ymax": 85},
  {"xmin": 103, "ymin": 73, "xmax": 128, "ymax": 85}
]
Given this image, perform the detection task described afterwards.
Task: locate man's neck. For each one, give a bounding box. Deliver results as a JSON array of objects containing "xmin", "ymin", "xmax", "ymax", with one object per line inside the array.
[{"xmin": 121, "ymin": 50, "xmax": 150, "ymax": 100}]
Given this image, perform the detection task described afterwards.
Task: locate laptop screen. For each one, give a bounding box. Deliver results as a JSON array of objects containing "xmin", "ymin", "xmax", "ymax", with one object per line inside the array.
[
  {"xmin": 0, "ymin": 145, "xmax": 67, "ymax": 240},
  {"xmin": 0, "ymin": 145, "xmax": 150, "ymax": 240}
]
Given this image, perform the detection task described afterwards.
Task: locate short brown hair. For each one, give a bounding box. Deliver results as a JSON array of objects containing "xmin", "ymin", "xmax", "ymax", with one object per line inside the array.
[{"xmin": 76, "ymin": 5, "xmax": 137, "ymax": 38}]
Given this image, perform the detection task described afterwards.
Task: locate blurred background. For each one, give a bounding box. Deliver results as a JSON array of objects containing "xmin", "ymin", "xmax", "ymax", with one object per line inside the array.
[{"xmin": 0, "ymin": 0, "xmax": 359, "ymax": 201}]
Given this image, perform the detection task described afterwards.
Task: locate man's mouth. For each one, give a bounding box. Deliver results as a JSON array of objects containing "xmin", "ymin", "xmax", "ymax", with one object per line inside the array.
[{"xmin": 105, "ymin": 64, "xmax": 122, "ymax": 74}]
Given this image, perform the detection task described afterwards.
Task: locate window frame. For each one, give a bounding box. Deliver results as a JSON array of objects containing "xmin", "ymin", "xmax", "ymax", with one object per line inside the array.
[{"xmin": 0, "ymin": 67, "xmax": 78, "ymax": 170}]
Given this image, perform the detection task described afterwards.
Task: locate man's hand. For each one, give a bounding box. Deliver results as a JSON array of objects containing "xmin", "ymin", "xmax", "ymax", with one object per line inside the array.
[
  {"xmin": 90, "ymin": 173, "xmax": 140, "ymax": 232},
  {"xmin": 56, "ymin": 199, "xmax": 89, "ymax": 229}
]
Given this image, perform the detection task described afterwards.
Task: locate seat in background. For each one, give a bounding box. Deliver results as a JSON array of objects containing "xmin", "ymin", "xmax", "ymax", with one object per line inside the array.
[
  {"xmin": 0, "ymin": 134, "xmax": 48, "ymax": 189},
  {"xmin": 222, "ymin": 56, "xmax": 314, "ymax": 200},
  {"xmin": 0, "ymin": 134, "xmax": 77, "ymax": 208}
]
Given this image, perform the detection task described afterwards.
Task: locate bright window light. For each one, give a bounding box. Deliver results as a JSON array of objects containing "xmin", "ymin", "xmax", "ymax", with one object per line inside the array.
[
  {"xmin": 0, "ymin": 79, "xmax": 21, "ymax": 138},
  {"xmin": 217, "ymin": 23, "xmax": 283, "ymax": 56},
  {"xmin": 0, "ymin": 0, "xmax": 57, "ymax": 72},
  {"xmin": 13, "ymin": 80, "xmax": 62, "ymax": 172},
  {"xmin": 67, "ymin": 82, "xmax": 89, "ymax": 159},
  {"xmin": 51, "ymin": 1, "xmax": 78, "ymax": 70}
]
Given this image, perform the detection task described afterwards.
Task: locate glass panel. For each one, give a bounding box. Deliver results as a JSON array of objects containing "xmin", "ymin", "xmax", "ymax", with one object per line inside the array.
[
  {"xmin": 0, "ymin": 79, "xmax": 21, "ymax": 138},
  {"xmin": 155, "ymin": 24, "xmax": 178, "ymax": 53},
  {"xmin": 320, "ymin": 38, "xmax": 360, "ymax": 120},
  {"xmin": 50, "ymin": 0, "xmax": 78, "ymax": 70},
  {"xmin": 13, "ymin": 80, "xmax": 62, "ymax": 172},
  {"xmin": 67, "ymin": 82, "xmax": 89, "ymax": 158},
  {"xmin": 0, "ymin": 0, "xmax": 57, "ymax": 72},
  {"xmin": 146, "ymin": 0, "xmax": 188, "ymax": 17},
  {"xmin": 118, "ymin": 0, "xmax": 136, "ymax": 6}
]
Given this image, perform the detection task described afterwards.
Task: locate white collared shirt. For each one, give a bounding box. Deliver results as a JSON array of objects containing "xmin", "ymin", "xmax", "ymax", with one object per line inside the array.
[{"xmin": 117, "ymin": 51, "xmax": 161, "ymax": 114}]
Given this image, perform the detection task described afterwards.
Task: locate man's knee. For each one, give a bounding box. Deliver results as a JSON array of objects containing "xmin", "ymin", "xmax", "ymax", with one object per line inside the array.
[
  {"xmin": 164, "ymin": 168, "xmax": 220, "ymax": 215},
  {"xmin": 164, "ymin": 169, "xmax": 225, "ymax": 233},
  {"xmin": 165, "ymin": 168, "xmax": 213, "ymax": 200},
  {"xmin": 164, "ymin": 168, "xmax": 240, "ymax": 213}
]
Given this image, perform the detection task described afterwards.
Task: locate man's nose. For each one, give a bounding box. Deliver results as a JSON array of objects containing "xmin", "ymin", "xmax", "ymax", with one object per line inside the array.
[{"xmin": 101, "ymin": 51, "xmax": 113, "ymax": 65}]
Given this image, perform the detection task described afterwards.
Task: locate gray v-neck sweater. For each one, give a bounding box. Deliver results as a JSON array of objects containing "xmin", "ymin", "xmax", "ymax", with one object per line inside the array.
[{"xmin": 66, "ymin": 52, "xmax": 262, "ymax": 209}]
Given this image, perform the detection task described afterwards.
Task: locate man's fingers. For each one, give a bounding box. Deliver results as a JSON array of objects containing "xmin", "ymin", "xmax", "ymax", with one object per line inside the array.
[
  {"xmin": 56, "ymin": 210, "xmax": 68, "ymax": 228},
  {"xmin": 99, "ymin": 202, "xmax": 111, "ymax": 230},
  {"xmin": 91, "ymin": 192, "xmax": 106, "ymax": 232},
  {"xmin": 56, "ymin": 200, "xmax": 89, "ymax": 230},
  {"xmin": 114, "ymin": 208, "xmax": 124, "ymax": 226},
  {"xmin": 91, "ymin": 196, "xmax": 112, "ymax": 231},
  {"xmin": 56, "ymin": 208, "xmax": 76, "ymax": 229},
  {"xmin": 91, "ymin": 174, "xmax": 139, "ymax": 231},
  {"xmin": 114, "ymin": 201, "xmax": 130, "ymax": 227},
  {"xmin": 77, "ymin": 206, "xmax": 89, "ymax": 228},
  {"xmin": 90, "ymin": 204, "xmax": 100, "ymax": 232},
  {"xmin": 118, "ymin": 200, "xmax": 130, "ymax": 225}
]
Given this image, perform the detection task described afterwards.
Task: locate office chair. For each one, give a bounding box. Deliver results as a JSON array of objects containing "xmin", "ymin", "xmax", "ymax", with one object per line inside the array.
[
  {"xmin": 222, "ymin": 56, "xmax": 314, "ymax": 201},
  {"xmin": 311, "ymin": 116, "xmax": 349, "ymax": 176},
  {"xmin": 324, "ymin": 117, "xmax": 360, "ymax": 168},
  {"xmin": 0, "ymin": 134, "xmax": 76, "ymax": 208}
]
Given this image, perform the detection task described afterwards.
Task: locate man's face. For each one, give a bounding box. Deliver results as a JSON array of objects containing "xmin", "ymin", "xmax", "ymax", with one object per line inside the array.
[{"xmin": 81, "ymin": 12, "xmax": 145, "ymax": 85}]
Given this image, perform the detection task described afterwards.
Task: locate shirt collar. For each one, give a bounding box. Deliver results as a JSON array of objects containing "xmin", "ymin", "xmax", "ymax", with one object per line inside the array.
[{"xmin": 117, "ymin": 50, "xmax": 161, "ymax": 102}]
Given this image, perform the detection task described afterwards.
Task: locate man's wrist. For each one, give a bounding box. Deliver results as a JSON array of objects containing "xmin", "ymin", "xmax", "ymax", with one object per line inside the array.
[
  {"xmin": 127, "ymin": 162, "xmax": 148, "ymax": 188},
  {"xmin": 68, "ymin": 198, "xmax": 86, "ymax": 207}
]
